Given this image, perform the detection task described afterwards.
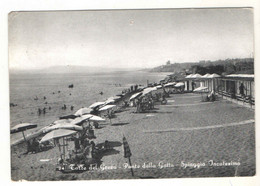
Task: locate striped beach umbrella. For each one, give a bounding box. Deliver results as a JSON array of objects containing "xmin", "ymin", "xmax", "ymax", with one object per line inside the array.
[{"xmin": 123, "ymin": 136, "xmax": 134, "ymax": 176}]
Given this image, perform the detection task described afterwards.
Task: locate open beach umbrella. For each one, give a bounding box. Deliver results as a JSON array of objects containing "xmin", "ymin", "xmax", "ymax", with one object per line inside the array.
[
  {"xmin": 107, "ymin": 96, "xmax": 121, "ymax": 101},
  {"xmin": 88, "ymin": 114, "xmax": 106, "ymax": 122},
  {"xmin": 40, "ymin": 129, "xmax": 78, "ymax": 160},
  {"xmin": 99, "ymin": 105, "xmax": 116, "ymax": 124},
  {"xmin": 129, "ymin": 92, "xmax": 142, "ymax": 101},
  {"xmin": 89, "ymin": 102, "xmax": 105, "ymax": 109},
  {"xmin": 99, "ymin": 104, "xmax": 116, "ymax": 111},
  {"xmin": 193, "ymin": 86, "xmax": 208, "ymax": 93},
  {"xmin": 174, "ymin": 82, "xmax": 185, "ymax": 88},
  {"xmin": 40, "ymin": 129, "xmax": 77, "ymax": 143},
  {"xmin": 43, "ymin": 123, "xmax": 83, "ymax": 133},
  {"xmin": 156, "ymin": 85, "xmax": 162, "ymax": 89},
  {"xmin": 74, "ymin": 107, "xmax": 93, "ymax": 116},
  {"xmin": 164, "ymin": 82, "xmax": 176, "ymax": 87},
  {"xmin": 53, "ymin": 119, "xmax": 72, "ymax": 125},
  {"xmin": 104, "ymin": 99, "xmax": 116, "ymax": 105},
  {"xmin": 11, "ymin": 123, "xmax": 37, "ymax": 141},
  {"xmin": 142, "ymin": 87, "xmax": 157, "ymax": 96},
  {"xmin": 70, "ymin": 114, "xmax": 93, "ymax": 125}
]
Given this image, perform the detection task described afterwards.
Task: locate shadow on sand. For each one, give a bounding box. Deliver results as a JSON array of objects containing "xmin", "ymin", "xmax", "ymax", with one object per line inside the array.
[{"xmin": 111, "ymin": 122, "xmax": 130, "ymax": 126}]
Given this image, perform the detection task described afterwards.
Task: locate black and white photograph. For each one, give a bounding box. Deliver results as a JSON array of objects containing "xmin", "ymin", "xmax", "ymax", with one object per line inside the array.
[{"xmin": 8, "ymin": 8, "xmax": 256, "ymax": 181}]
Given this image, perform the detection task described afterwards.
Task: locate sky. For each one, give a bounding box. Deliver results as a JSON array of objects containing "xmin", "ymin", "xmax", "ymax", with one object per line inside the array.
[{"xmin": 8, "ymin": 8, "xmax": 254, "ymax": 70}]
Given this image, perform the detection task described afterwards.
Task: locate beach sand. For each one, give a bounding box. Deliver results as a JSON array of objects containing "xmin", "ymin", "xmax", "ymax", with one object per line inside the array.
[{"xmin": 11, "ymin": 93, "xmax": 255, "ymax": 181}]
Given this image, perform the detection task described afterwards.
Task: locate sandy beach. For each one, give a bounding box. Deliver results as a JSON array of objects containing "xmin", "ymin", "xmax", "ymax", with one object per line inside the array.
[{"xmin": 11, "ymin": 93, "xmax": 255, "ymax": 181}]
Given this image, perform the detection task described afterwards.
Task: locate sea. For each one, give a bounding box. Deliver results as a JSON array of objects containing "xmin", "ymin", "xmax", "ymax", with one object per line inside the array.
[{"xmin": 9, "ymin": 70, "xmax": 169, "ymax": 142}]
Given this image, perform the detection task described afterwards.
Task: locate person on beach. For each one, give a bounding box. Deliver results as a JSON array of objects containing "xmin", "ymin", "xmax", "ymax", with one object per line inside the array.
[
  {"xmin": 38, "ymin": 108, "xmax": 41, "ymax": 115},
  {"xmin": 43, "ymin": 96, "xmax": 46, "ymax": 100},
  {"xmin": 43, "ymin": 107, "xmax": 46, "ymax": 114},
  {"xmin": 25, "ymin": 140, "xmax": 32, "ymax": 154},
  {"xmin": 71, "ymin": 106, "xmax": 74, "ymax": 110},
  {"xmin": 239, "ymin": 83, "xmax": 246, "ymax": 97}
]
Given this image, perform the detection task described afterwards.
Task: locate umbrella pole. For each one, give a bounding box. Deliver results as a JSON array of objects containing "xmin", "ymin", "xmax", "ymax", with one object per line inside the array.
[
  {"xmin": 62, "ymin": 137, "xmax": 66, "ymax": 160},
  {"xmin": 22, "ymin": 131, "xmax": 27, "ymax": 142},
  {"xmin": 58, "ymin": 140, "xmax": 62, "ymax": 160},
  {"xmin": 128, "ymin": 157, "xmax": 134, "ymax": 177}
]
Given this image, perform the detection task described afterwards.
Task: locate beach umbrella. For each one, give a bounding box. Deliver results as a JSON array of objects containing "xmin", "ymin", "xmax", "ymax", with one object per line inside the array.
[
  {"xmin": 123, "ymin": 136, "xmax": 134, "ymax": 176},
  {"xmin": 156, "ymin": 85, "xmax": 162, "ymax": 89},
  {"xmin": 74, "ymin": 107, "xmax": 93, "ymax": 116},
  {"xmin": 164, "ymin": 82, "xmax": 176, "ymax": 87},
  {"xmin": 88, "ymin": 114, "xmax": 106, "ymax": 122},
  {"xmin": 11, "ymin": 123, "xmax": 37, "ymax": 142},
  {"xmin": 193, "ymin": 86, "xmax": 208, "ymax": 93},
  {"xmin": 40, "ymin": 129, "xmax": 78, "ymax": 160},
  {"xmin": 174, "ymin": 82, "xmax": 185, "ymax": 88},
  {"xmin": 40, "ymin": 129, "xmax": 77, "ymax": 143},
  {"xmin": 104, "ymin": 99, "xmax": 115, "ymax": 105},
  {"xmin": 99, "ymin": 105, "xmax": 116, "ymax": 124},
  {"xmin": 99, "ymin": 104, "xmax": 116, "ymax": 112},
  {"xmin": 70, "ymin": 114, "xmax": 93, "ymax": 125},
  {"xmin": 107, "ymin": 96, "xmax": 121, "ymax": 101},
  {"xmin": 53, "ymin": 119, "xmax": 72, "ymax": 125},
  {"xmin": 89, "ymin": 102, "xmax": 105, "ymax": 109},
  {"xmin": 142, "ymin": 87, "xmax": 157, "ymax": 96},
  {"xmin": 129, "ymin": 92, "xmax": 142, "ymax": 101},
  {"xmin": 43, "ymin": 123, "xmax": 83, "ymax": 133}
]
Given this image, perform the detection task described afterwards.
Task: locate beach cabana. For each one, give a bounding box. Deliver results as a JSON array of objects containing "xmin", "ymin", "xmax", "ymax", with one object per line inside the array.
[{"xmin": 215, "ymin": 74, "xmax": 254, "ymax": 106}]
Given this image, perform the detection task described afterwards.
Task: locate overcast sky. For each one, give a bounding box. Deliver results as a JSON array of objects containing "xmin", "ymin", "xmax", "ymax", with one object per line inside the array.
[{"xmin": 9, "ymin": 8, "xmax": 254, "ymax": 70}]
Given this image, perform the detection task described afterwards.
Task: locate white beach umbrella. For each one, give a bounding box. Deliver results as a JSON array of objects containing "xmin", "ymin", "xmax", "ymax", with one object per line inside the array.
[
  {"xmin": 129, "ymin": 92, "xmax": 142, "ymax": 101},
  {"xmin": 193, "ymin": 86, "xmax": 208, "ymax": 92},
  {"xmin": 74, "ymin": 107, "xmax": 93, "ymax": 116},
  {"xmin": 88, "ymin": 114, "xmax": 106, "ymax": 122},
  {"xmin": 164, "ymin": 82, "xmax": 176, "ymax": 87},
  {"xmin": 107, "ymin": 96, "xmax": 121, "ymax": 101},
  {"xmin": 53, "ymin": 119, "xmax": 72, "ymax": 125},
  {"xmin": 40, "ymin": 129, "xmax": 77, "ymax": 143},
  {"xmin": 70, "ymin": 114, "xmax": 93, "ymax": 125},
  {"xmin": 43, "ymin": 123, "xmax": 83, "ymax": 133},
  {"xmin": 89, "ymin": 102, "xmax": 105, "ymax": 109},
  {"xmin": 156, "ymin": 85, "xmax": 162, "ymax": 89},
  {"xmin": 104, "ymin": 99, "xmax": 116, "ymax": 105},
  {"xmin": 99, "ymin": 105, "xmax": 116, "ymax": 111},
  {"xmin": 10, "ymin": 123, "xmax": 37, "ymax": 142},
  {"xmin": 142, "ymin": 87, "xmax": 157, "ymax": 96},
  {"xmin": 174, "ymin": 82, "xmax": 185, "ymax": 87}
]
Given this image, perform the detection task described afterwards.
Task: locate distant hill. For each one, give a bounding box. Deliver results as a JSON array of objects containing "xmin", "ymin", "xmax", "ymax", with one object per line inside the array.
[
  {"xmin": 149, "ymin": 58, "xmax": 254, "ymax": 75},
  {"xmin": 9, "ymin": 65, "xmax": 140, "ymax": 74}
]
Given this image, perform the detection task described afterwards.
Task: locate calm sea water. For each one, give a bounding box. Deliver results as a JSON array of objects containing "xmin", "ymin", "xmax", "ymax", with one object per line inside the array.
[{"xmin": 9, "ymin": 71, "xmax": 168, "ymax": 141}]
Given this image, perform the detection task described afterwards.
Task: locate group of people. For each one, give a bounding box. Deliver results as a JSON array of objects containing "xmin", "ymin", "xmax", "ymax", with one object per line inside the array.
[{"xmin": 25, "ymin": 138, "xmax": 52, "ymax": 154}]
